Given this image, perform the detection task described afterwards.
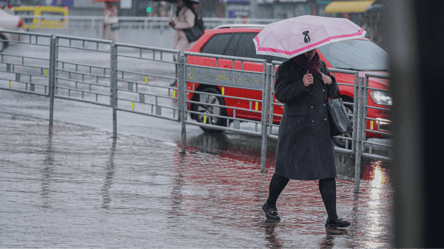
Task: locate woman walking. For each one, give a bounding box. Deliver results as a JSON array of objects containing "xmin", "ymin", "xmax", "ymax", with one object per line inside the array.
[
  {"xmin": 168, "ymin": 0, "xmax": 198, "ymax": 86},
  {"xmin": 102, "ymin": 1, "xmax": 119, "ymax": 42},
  {"xmin": 168, "ymin": 0, "xmax": 199, "ymax": 60},
  {"xmin": 262, "ymin": 49, "xmax": 350, "ymax": 229}
]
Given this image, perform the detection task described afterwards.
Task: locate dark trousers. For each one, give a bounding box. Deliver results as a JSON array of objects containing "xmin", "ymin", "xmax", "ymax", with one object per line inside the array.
[{"xmin": 265, "ymin": 173, "xmax": 338, "ymax": 219}]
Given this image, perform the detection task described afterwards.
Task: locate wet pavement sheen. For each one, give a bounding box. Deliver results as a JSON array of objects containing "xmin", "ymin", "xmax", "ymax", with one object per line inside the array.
[{"xmin": 0, "ymin": 112, "xmax": 393, "ymax": 248}]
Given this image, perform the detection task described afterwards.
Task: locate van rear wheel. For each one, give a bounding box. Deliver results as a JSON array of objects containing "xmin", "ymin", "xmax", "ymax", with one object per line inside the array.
[{"xmin": 195, "ymin": 87, "xmax": 227, "ymax": 133}]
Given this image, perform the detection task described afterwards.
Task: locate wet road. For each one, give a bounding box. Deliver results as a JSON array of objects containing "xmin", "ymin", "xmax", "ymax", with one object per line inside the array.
[{"xmin": 0, "ymin": 112, "xmax": 393, "ymax": 247}]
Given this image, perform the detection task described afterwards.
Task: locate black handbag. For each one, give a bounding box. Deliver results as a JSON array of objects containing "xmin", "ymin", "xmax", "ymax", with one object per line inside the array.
[
  {"xmin": 326, "ymin": 97, "xmax": 353, "ymax": 136},
  {"xmin": 183, "ymin": 17, "xmax": 204, "ymax": 43},
  {"xmin": 110, "ymin": 23, "xmax": 120, "ymax": 31}
]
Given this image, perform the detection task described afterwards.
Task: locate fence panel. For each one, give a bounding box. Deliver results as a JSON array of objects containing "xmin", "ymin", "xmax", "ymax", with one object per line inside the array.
[
  {"xmin": 54, "ymin": 35, "xmax": 113, "ymax": 107},
  {"xmin": 0, "ymin": 31, "xmax": 52, "ymax": 96},
  {"xmin": 361, "ymin": 73, "xmax": 392, "ymax": 161},
  {"xmin": 183, "ymin": 52, "xmax": 268, "ymax": 134},
  {"xmin": 181, "ymin": 52, "xmax": 270, "ymax": 170},
  {"xmin": 114, "ymin": 43, "xmax": 180, "ymax": 122}
]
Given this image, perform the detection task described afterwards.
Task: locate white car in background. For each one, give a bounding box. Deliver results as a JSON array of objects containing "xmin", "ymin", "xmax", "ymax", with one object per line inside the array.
[{"xmin": 0, "ymin": 8, "xmax": 23, "ymax": 52}]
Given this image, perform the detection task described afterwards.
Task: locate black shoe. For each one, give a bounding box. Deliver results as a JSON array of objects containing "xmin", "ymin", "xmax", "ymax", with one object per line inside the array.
[
  {"xmin": 262, "ymin": 203, "xmax": 281, "ymax": 220},
  {"xmin": 325, "ymin": 217, "xmax": 350, "ymax": 229},
  {"xmin": 170, "ymin": 81, "xmax": 177, "ymax": 87}
]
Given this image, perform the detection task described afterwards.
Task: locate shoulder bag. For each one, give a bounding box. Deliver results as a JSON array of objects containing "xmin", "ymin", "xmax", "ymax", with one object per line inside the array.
[
  {"xmin": 104, "ymin": 15, "xmax": 120, "ymax": 30},
  {"xmin": 326, "ymin": 97, "xmax": 353, "ymax": 136},
  {"xmin": 183, "ymin": 17, "xmax": 204, "ymax": 43}
]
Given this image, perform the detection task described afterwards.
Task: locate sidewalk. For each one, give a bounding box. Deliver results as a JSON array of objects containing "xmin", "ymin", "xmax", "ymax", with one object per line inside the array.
[{"xmin": 0, "ymin": 112, "xmax": 393, "ymax": 248}]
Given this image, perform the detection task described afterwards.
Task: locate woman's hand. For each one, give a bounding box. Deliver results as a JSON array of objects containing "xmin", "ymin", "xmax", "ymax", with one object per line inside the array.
[
  {"xmin": 303, "ymin": 70, "xmax": 313, "ymax": 87},
  {"xmin": 168, "ymin": 18, "xmax": 175, "ymax": 28},
  {"xmin": 321, "ymin": 73, "xmax": 332, "ymax": 85}
]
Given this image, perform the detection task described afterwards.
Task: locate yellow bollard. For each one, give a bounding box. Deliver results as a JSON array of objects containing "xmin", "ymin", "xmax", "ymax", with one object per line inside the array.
[
  {"xmin": 132, "ymin": 102, "xmax": 134, "ymax": 110},
  {"xmin": 255, "ymin": 102, "xmax": 258, "ymax": 111},
  {"xmin": 45, "ymin": 69, "xmax": 48, "ymax": 76},
  {"xmin": 173, "ymin": 90, "xmax": 176, "ymax": 98},
  {"xmin": 145, "ymin": 76, "xmax": 148, "ymax": 84},
  {"xmin": 203, "ymin": 115, "xmax": 207, "ymax": 124},
  {"xmin": 222, "ymin": 87, "xmax": 225, "ymax": 95},
  {"xmin": 9, "ymin": 80, "xmax": 11, "ymax": 88}
]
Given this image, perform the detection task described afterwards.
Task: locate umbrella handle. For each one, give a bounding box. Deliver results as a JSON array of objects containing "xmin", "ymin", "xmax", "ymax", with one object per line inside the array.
[{"xmin": 308, "ymin": 56, "xmax": 314, "ymax": 92}]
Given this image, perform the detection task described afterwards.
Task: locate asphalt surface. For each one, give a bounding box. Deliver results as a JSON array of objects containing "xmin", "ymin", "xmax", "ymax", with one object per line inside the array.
[{"xmin": 0, "ymin": 111, "xmax": 393, "ymax": 248}]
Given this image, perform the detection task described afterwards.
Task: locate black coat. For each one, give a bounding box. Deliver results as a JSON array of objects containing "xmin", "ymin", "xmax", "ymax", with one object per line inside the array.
[{"xmin": 274, "ymin": 59, "xmax": 339, "ymax": 180}]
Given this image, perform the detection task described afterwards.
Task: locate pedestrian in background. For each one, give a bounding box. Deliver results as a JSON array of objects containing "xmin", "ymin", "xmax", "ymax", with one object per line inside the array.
[
  {"xmin": 168, "ymin": 0, "xmax": 199, "ymax": 60},
  {"xmin": 262, "ymin": 49, "xmax": 351, "ymax": 229},
  {"xmin": 168, "ymin": 0, "xmax": 199, "ymax": 86},
  {"xmin": 102, "ymin": 1, "xmax": 119, "ymax": 42}
]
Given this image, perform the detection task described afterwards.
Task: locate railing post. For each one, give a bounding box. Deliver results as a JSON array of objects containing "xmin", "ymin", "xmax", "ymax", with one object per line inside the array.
[
  {"xmin": 352, "ymin": 71, "xmax": 359, "ymax": 153},
  {"xmin": 48, "ymin": 35, "xmax": 56, "ymax": 134},
  {"xmin": 110, "ymin": 42, "xmax": 118, "ymax": 138},
  {"xmin": 179, "ymin": 54, "xmax": 187, "ymax": 154},
  {"xmin": 354, "ymin": 77, "xmax": 365, "ymax": 192},
  {"xmin": 260, "ymin": 63, "xmax": 271, "ymax": 173}
]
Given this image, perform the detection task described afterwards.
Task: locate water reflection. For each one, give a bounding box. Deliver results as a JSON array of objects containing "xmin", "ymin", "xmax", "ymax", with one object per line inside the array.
[
  {"xmin": 189, "ymin": 132, "xmax": 229, "ymax": 154},
  {"xmin": 187, "ymin": 132, "xmax": 278, "ymax": 171},
  {"xmin": 263, "ymin": 220, "xmax": 283, "ymax": 248},
  {"xmin": 365, "ymin": 163, "xmax": 386, "ymax": 248},
  {"xmin": 101, "ymin": 138, "xmax": 116, "ymax": 209},
  {"xmin": 321, "ymin": 228, "xmax": 349, "ymax": 248},
  {"xmin": 41, "ymin": 134, "xmax": 54, "ymax": 208},
  {"xmin": 170, "ymin": 153, "xmax": 185, "ymax": 217}
]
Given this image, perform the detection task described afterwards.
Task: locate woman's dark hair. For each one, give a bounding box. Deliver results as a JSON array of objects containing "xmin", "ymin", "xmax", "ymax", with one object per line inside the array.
[{"xmin": 176, "ymin": 0, "xmax": 198, "ymax": 19}]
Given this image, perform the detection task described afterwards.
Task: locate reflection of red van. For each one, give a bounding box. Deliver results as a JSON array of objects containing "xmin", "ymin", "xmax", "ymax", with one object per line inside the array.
[{"xmin": 186, "ymin": 25, "xmax": 391, "ymax": 146}]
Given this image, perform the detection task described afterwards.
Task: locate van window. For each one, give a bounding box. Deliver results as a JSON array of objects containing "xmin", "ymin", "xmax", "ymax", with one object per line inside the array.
[
  {"xmin": 234, "ymin": 33, "xmax": 257, "ymax": 58},
  {"xmin": 224, "ymin": 33, "xmax": 240, "ymax": 57},
  {"xmin": 234, "ymin": 33, "xmax": 285, "ymax": 63},
  {"xmin": 200, "ymin": 33, "xmax": 233, "ymax": 55}
]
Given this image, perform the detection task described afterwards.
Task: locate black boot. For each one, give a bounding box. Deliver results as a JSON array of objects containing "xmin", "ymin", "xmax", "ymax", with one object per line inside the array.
[
  {"xmin": 262, "ymin": 203, "xmax": 281, "ymax": 221},
  {"xmin": 325, "ymin": 217, "xmax": 350, "ymax": 229}
]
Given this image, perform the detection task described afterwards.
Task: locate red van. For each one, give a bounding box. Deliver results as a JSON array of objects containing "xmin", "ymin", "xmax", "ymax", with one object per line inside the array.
[{"xmin": 186, "ymin": 25, "xmax": 391, "ymax": 147}]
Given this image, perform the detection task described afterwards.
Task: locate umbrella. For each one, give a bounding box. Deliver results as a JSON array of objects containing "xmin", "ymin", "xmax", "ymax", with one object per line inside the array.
[{"xmin": 253, "ymin": 15, "xmax": 366, "ymax": 59}]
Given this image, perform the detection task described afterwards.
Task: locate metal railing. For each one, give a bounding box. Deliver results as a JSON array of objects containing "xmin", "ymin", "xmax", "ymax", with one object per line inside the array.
[
  {"xmin": 361, "ymin": 73, "xmax": 392, "ymax": 161},
  {"xmin": 181, "ymin": 51, "xmax": 270, "ymax": 170},
  {"xmin": 0, "ymin": 30, "xmax": 392, "ymax": 191},
  {"xmin": 0, "ymin": 30, "xmax": 52, "ymax": 97},
  {"xmin": 16, "ymin": 16, "xmax": 282, "ymax": 31}
]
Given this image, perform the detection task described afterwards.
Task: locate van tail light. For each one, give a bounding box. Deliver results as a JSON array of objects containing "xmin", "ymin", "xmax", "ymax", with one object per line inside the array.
[{"xmin": 18, "ymin": 18, "xmax": 23, "ymax": 28}]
